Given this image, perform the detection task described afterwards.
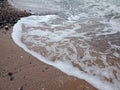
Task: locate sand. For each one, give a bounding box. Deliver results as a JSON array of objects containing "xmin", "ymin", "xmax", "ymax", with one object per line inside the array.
[
  {"xmin": 0, "ymin": 28, "xmax": 97, "ymax": 90},
  {"xmin": 0, "ymin": 1, "xmax": 98, "ymax": 90}
]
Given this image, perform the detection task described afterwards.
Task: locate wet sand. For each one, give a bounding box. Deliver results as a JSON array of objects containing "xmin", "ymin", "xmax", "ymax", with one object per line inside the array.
[
  {"xmin": 0, "ymin": 28, "xmax": 97, "ymax": 90},
  {"xmin": 0, "ymin": 1, "xmax": 97, "ymax": 90}
]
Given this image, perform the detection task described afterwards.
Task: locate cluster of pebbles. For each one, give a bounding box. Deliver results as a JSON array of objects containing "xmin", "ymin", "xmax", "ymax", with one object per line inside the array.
[{"xmin": 0, "ymin": 0, "xmax": 31, "ymax": 29}]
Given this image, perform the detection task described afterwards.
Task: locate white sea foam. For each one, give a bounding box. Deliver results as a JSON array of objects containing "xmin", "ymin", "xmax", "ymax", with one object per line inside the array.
[
  {"xmin": 12, "ymin": 15, "xmax": 120, "ymax": 90},
  {"xmin": 12, "ymin": 0, "xmax": 120, "ymax": 90}
]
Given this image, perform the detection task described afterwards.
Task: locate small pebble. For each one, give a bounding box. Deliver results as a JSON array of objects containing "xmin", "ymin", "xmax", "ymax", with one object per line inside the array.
[
  {"xmin": 45, "ymin": 67, "xmax": 48, "ymax": 70},
  {"xmin": 20, "ymin": 56, "xmax": 23, "ymax": 59},
  {"xmin": 10, "ymin": 76, "xmax": 14, "ymax": 81},
  {"xmin": 42, "ymin": 70, "xmax": 45, "ymax": 72},
  {"xmin": 19, "ymin": 86, "xmax": 23, "ymax": 90},
  {"xmin": 42, "ymin": 88, "xmax": 44, "ymax": 90},
  {"xmin": 80, "ymin": 56, "xmax": 83, "ymax": 59},
  {"xmin": 4, "ymin": 25, "xmax": 9, "ymax": 30},
  {"xmin": 8, "ymin": 72, "xmax": 13, "ymax": 76}
]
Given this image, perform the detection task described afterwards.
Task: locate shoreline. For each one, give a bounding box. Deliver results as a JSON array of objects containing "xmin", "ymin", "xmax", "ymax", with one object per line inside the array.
[{"xmin": 0, "ymin": 1, "xmax": 97, "ymax": 90}]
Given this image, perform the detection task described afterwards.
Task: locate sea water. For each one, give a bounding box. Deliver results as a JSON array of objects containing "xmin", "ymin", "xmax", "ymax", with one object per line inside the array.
[{"xmin": 11, "ymin": 0, "xmax": 120, "ymax": 90}]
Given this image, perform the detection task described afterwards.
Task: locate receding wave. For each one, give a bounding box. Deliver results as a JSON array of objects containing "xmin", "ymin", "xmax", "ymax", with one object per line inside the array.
[{"xmin": 12, "ymin": 0, "xmax": 120, "ymax": 90}]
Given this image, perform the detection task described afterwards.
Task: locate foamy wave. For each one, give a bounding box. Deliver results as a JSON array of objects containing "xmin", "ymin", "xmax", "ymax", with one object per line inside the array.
[
  {"xmin": 11, "ymin": 0, "xmax": 120, "ymax": 90},
  {"xmin": 12, "ymin": 15, "xmax": 120, "ymax": 90}
]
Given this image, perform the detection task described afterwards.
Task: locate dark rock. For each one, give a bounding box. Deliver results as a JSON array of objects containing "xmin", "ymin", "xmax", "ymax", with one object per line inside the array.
[
  {"xmin": 42, "ymin": 70, "xmax": 45, "ymax": 72},
  {"xmin": 8, "ymin": 72, "xmax": 13, "ymax": 76},
  {"xmin": 4, "ymin": 25, "xmax": 9, "ymax": 30},
  {"xmin": 10, "ymin": 76, "xmax": 14, "ymax": 81},
  {"xmin": 80, "ymin": 56, "xmax": 83, "ymax": 59},
  {"xmin": 45, "ymin": 67, "xmax": 48, "ymax": 70},
  {"xmin": 29, "ymin": 10, "xmax": 31, "ymax": 12}
]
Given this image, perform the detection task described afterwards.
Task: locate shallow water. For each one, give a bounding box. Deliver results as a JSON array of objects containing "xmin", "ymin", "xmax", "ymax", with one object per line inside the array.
[{"xmin": 11, "ymin": 0, "xmax": 120, "ymax": 90}]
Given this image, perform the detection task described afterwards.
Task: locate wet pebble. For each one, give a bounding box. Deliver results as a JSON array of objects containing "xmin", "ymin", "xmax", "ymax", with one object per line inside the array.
[
  {"xmin": 10, "ymin": 76, "xmax": 14, "ymax": 81},
  {"xmin": 8, "ymin": 72, "xmax": 13, "ymax": 76},
  {"xmin": 4, "ymin": 25, "xmax": 9, "ymax": 30},
  {"xmin": 45, "ymin": 67, "xmax": 48, "ymax": 70},
  {"xmin": 80, "ymin": 56, "xmax": 83, "ymax": 59},
  {"xmin": 42, "ymin": 70, "xmax": 45, "ymax": 72},
  {"xmin": 19, "ymin": 86, "xmax": 23, "ymax": 90}
]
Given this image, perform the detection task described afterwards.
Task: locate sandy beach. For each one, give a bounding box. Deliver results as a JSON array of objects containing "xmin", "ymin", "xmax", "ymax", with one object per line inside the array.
[
  {"xmin": 0, "ymin": 1, "xmax": 97, "ymax": 90},
  {"xmin": 0, "ymin": 27, "xmax": 97, "ymax": 90}
]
